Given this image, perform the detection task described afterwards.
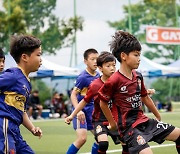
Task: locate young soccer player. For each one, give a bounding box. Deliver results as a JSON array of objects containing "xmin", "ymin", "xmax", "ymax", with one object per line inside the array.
[
  {"xmin": 0, "ymin": 35, "xmax": 43, "ymax": 153},
  {"xmin": 65, "ymin": 51, "xmax": 129, "ymax": 154},
  {"xmin": 0, "ymin": 48, "xmax": 5, "ymax": 73},
  {"xmin": 98, "ymin": 30, "xmax": 180, "ymax": 154},
  {"xmin": 66, "ymin": 48, "xmax": 100, "ymax": 154}
]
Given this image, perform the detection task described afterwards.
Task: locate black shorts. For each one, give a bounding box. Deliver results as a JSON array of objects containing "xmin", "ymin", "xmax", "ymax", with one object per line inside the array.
[
  {"xmin": 123, "ymin": 118, "xmax": 175, "ymax": 154},
  {"xmin": 94, "ymin": 122, "xmax": 123, "ymax": 145}
]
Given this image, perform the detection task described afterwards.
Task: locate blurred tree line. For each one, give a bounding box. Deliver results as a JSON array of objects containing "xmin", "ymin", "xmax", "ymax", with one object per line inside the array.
[
  {"xmin": 108, "ymin": 0, "xmax": 180, "ymax": 62},
  {"xmin": 151, "ymin": 78, "xmax": 180, "ymax": 103},
  {"xmin": 0, "ymin": 0, "xmax": 83, "ymax": 54},
  {"xmin": 108, "ymin": 0, "xmax": 180, "ymax": 102},
  {"xmin": 0, "ymin": 0, "xmax": 83, "ymax": 104}
]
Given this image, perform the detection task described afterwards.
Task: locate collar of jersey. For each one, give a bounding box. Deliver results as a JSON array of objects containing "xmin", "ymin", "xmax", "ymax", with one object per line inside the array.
[{"xmin": 17, "ymin": 65, "xmax": 30, "ymax": 82}]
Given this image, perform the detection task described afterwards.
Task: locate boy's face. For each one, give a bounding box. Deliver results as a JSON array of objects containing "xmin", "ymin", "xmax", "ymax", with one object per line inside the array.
[
  {"xmin": 84, "ymin": 53, "xmax": 99, "ymax": 71},
  {"xmin": 0, "ymin": 58, "xmax": 5, "ymax": 72},
  {"xmin": 26, "ymin": 46, "xmax": 42, "ymax": 72},
  {"xmin": 122, "ymin": 50, "xmax": 141, "ymax": 69},
  {"xmin": 99, "ymin": 61, "xmax": 116, "ymax": 78}
]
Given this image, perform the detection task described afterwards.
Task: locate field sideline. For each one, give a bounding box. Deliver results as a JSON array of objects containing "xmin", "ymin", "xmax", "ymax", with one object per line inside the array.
[{"xmin": 20, "ymin": 111, "xmax": 180, "ymax": 154}]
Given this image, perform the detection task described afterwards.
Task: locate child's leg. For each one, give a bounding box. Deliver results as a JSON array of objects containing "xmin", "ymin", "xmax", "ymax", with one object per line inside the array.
[
  {"xmin": 139, "ymin": 147, "xmax": 153, "ymax": 154},
  {"xmin": 121, "ymin": 144, "xmax": 129, "ymax": 154},
  {"xmin": 165, "ymin": 127, "xmax": 180, "ymax": 153},
  {"xmin": 91, "ymin": 142, "xmax": 99, "ymax": 154},
  {"xmin": 97, "ymin": 134, "xmax": 109, "ymax": 154}
]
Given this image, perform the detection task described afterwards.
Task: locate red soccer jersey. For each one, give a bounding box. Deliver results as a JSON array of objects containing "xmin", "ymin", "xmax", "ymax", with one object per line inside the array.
[
  {"xmin": 98, "ymin": 70, "xmax": 149, "ymax": 133},
  {"xmin": 84, "ymin": 77, "xmax": 118, "ymax": 124}
]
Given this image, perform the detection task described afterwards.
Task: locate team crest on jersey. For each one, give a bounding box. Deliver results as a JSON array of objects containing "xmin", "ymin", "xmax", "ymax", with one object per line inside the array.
[
  {"xmin": 137, "ymin": 135, "xmax": 146, "ymax": 145},
  {"xmin": 96, "ymin": 125, "xmax": 102, "ymax": 134},
  {"xmin": 120, "ymin": 86, "xmax": 128, "ymax": 93}
]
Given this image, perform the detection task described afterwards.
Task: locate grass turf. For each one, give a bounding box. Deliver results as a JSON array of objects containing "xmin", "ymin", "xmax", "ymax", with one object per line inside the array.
[{"xmin": 20, "ymin": 111, "xmax": 180, "ymax": 154}]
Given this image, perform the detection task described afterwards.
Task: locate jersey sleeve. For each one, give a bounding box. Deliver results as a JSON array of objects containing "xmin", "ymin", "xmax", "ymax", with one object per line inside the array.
[
  {"xmin": 84, "ymin": 82, "xmax": 96, "ymax": 103},
  {"xmin": 0, "ymin": 69, "xmax": 17, "ymax": 92},
  {"xmin": 98, "ymin": 79, "xmax": 114, "ymax": 103},
  {"xmin": 74, "ymin": 75, "xmax": 86, "ymax": 93}
]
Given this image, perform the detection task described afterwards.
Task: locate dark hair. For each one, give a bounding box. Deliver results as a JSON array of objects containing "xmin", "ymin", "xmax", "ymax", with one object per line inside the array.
[
  {"xmin": 0, "ymin": 48, "xmax": 5, "ymax": 59},
  {"xmin": 10, "ymin": 34, "xmax": 41, "ymax": 63},
  {"xmin": 97, "ymin": 51, "xmax": 116, "ymax": 67},
  {"xmin": 83, "ymin": 48, "xmax": 98, "ymax": 60},
  {"xmin": 110, "ymin": 30, "xmax": 141, "ymax": 62},
  {"xmin": 33, "ymin": 90, "xmax": 39, "ymax": 94}
]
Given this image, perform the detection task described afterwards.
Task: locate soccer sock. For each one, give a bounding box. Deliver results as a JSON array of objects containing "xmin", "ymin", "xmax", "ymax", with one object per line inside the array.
[
  {"xmin": 98, "ymin": 141, "xmax": 108, "ymax": 154},
  {"xmin": 66, "ymin": 144, "xmax": 79, "ymax": 154},
  {"xmin": 91, "ymin": 142, "xmax": 99, "ymax": 154},
  {"xmin": 175, "ymin": 136, "xmax": 180, "ymax": 154},
  {"xmin": 122, "ymin": 144, "xmax": 129, "ymax": 154}
]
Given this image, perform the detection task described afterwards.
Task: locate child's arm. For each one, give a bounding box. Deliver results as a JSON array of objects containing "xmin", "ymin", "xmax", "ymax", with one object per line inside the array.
[
  {"xmin": 65, "ymin": 99, "xmax": 87, "ymax": 124},
  {"xmin": 100, "ymin": 100, "xmax": 117, "ymax": 131},
  {"xmin": 22, "ymin": 112, "xmax": 42, "ymax": 138},
  {"xmin": 141, "ymin": 95, "xmax": 161, "ymax": 121}
]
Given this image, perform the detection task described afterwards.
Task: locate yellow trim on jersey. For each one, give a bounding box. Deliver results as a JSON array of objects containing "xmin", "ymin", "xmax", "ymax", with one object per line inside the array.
[
  {"xmin": 4, "ymin": 91, "xmax": 26, "ymax": 112},
  {"xmin": 74, "ymin": 87, "xmax": 81, "ymax": 93},
  {"xmin": 85, "ymin": 69, "xmax": 97, "ymax": 76},
  {"xmin": 74, "ymin": 87, "xmax": 88, "ymax": 96},
  {"xmin": 80, "ymin": 87, "xmax": 88, "ymax": 96}
]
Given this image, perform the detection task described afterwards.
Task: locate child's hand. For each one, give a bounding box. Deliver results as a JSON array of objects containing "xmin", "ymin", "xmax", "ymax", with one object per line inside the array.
[
  {"xmin": 31, "ymin": 127, "xmax": 42, "ymax": 139},
  {"xmin": 65, "ymin": 116, "xmax": 73, "ymax": 125},
  {"xmin": 107, "ymin": 121, "xmax": 117, "ymax": 131},
  {"xmin": 147, "ymin": 89, "xmax": 155, "ymax": 95}
]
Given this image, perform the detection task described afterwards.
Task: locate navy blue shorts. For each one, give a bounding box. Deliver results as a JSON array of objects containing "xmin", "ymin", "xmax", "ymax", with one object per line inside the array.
[
  {"xmin": 72, "ymin": 105, "xmax": 94, "ymax": 130},
  {"xmin": 123, "ymin": 118, "xmax": 175, "ymax": 154},
  {"xmin": 0, "ymin": 117, "xmax": 34, "ymax": 154}
]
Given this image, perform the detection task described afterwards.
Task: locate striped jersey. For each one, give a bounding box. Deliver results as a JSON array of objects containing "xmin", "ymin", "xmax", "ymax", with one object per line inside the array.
[
  {"xmin": 0, "ymin": 67, "xmax": 31, "ymax": 126},
  {"xmin": 98, "ymin": 70, "xmax": 149, "ymax": 133}
]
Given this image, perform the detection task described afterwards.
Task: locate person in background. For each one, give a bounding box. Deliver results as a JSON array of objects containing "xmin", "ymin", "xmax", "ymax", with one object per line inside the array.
[
  {"xmin": 66, "ymin": 48, "xmax": 100, "ymax": 154},
  {"xmin": 98, "ymin": 30, "xmax": 180, "ymax": 154},
  {"xmin": 0, "ymin": 34, "xmax": 42, "ymax": 153},
  {"xmin": 27, "ymin": 90, "xmax": 44, "ymax": 120},
  {"xmin": 0, "ymin": 48, "xmax": 5, "ymax": 74}
]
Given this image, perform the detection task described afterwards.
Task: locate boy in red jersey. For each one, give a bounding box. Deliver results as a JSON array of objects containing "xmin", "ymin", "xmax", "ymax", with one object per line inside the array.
[
  {"xmin": 65, "ymin": 51, "xmax": 129, "ymax": 154},
  {"xmin": 98, "ymin": 30, "xmax": 180, "ymax": 154}
]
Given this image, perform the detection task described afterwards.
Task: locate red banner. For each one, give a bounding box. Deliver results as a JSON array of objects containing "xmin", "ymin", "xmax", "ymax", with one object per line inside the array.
[{"xmin": 146, "ymin": 26, "xmax": 180, "ymax": 45}]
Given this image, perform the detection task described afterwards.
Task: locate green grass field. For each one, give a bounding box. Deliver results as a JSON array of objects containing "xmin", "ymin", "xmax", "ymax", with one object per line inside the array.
[{"xmin": 20, "ymin": 111, "xmax": 180, "ymax": 154}]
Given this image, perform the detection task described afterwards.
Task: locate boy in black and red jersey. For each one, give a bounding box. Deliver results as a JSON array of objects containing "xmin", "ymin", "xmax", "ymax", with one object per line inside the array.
[
  {"xmin": 98, "ymin": 30, "xmax": 180, "ymax": 154},
  {"xmin": 65, "ymin": 51, "xmax": 129, "ymax": 154}
]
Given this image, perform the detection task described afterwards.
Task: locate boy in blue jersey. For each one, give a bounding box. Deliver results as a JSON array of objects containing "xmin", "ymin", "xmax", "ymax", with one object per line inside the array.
[
  {"xmin": 0, "ymin": 48, "xmax": 5, "ymax": 73},
  {"xmin": 0, "ymin": 35, "xmax": 43, "ymax": 154},
  {"xmin": 67, "ymin": 48, "xmax": 100, "ymax": 154}
]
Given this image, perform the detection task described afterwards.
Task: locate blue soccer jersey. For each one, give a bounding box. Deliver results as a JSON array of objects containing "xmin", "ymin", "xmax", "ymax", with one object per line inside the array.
[
  {"xmin": 74, "ymin": 69, "xmax": 100, "ymax": 106},
  {"xmin": 72, "ymin": 69, "xmax": 100, "ymax": 130},
  {"xmin": 0, "ymin": 67, "xmax": 34, "ymax": 153},
  {"xmin": 0, "ymin": 67, "xmax": 31, "ymax": 125}
]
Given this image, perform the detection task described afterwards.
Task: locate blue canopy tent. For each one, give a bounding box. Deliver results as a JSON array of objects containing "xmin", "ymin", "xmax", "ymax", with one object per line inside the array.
[
  {"xmin": 4, "ymin": 54, "xmax": 80, "ymax": 79},
  {"xmin": 75, "ymin": 55, "xmax": 180, "ymax": 78}
]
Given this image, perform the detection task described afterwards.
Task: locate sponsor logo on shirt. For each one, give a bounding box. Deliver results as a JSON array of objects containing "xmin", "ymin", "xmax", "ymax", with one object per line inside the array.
[
  {"xmin": 126, "ymin": 94, "xmax": 142, "ymax": 108},
  {"xmin": 120, "ymin": 86, "xmax": 128, "ymax": 93}
]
